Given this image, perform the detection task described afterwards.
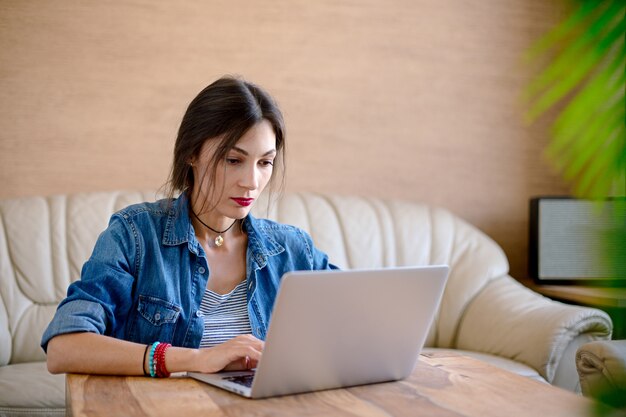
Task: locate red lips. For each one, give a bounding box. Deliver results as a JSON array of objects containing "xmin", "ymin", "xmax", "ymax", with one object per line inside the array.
[{"xmin": 231, "ymin": 198, "xmax": 254, "ymax": 207}]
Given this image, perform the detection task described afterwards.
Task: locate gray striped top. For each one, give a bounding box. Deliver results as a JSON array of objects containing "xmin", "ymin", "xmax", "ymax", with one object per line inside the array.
[{"xmin": 199, "ymin": 280, "xmax": 251, "ymax": 348}]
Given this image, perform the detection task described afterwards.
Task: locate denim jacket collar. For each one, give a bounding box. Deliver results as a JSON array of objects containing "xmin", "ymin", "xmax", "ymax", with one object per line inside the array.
[
  {"xmin": 161, "ymin": 193, "xmax": 285, "ymax": 267},
  {"xmin": 162, "ymin": 193, "xmax": 194, "ymax": 248},
  {"xmin": 244, "ymin": 214, "xmax": 285, "ymax": 270}
]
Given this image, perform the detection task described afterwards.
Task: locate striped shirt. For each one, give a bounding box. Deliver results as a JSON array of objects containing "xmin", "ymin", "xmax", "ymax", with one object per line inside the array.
[{"xmin": 199, "ymin": 280, "xmax": 251, "ymax": 348}]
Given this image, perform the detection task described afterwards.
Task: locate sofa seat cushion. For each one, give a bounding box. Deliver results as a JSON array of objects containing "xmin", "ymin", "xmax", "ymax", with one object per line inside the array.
[
  {"xmin": 0, "ymin": 362, "xmax": 64, "ymax": 416},
  {"xmin": 422, "ymin": 348, "xmax": 548, "ymax": 384}
]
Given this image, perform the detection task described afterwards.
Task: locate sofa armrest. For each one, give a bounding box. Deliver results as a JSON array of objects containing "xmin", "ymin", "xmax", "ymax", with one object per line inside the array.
[
  {"xmin": 455, "ymin": 275, "xmax": 612, "ymax": 384},
  {"xmin": 576, "ymin": 340, "xmax": 626, "ymax": 397}
]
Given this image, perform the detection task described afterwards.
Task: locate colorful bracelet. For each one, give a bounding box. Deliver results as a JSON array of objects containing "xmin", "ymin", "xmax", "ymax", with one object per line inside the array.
[
  {"xmin": 142, "ymin": 344, "xmax": 150, "ymax": 376},
  {"xmin": 149, "ymin": 341, "xmax": 159, "ymax": 378},
  {"xmin": 155, "ymin": 342, "xmax": 172, "ymax": 378},
  {"xmin": 147, "ymin": 342, "xmax": 172, "ymax": 378}
]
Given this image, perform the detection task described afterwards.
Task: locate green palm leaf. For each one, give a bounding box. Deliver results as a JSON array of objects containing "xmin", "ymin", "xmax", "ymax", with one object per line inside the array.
[
  {"xmin": 526, "ymin": 0, "xmax": 625, "ymax": 198},
  {"xmin": 525, "ymin": 3, "xmax": 625, "ymax": 412}
]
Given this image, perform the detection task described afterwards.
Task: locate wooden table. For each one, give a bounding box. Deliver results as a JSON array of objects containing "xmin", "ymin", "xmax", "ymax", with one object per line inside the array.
[
  {"xmin": 519, "ymin": 277, "xmax": 626, "ymax": 309},
  {"xmin": 66, "ymin": 351, "xmax": 594, "ymax": 417}
]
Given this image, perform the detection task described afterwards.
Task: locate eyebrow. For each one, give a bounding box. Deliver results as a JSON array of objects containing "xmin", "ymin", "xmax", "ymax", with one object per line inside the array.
[{"xmin": 231, "ymin": 146, "xmax": 277, "ymax": 157}]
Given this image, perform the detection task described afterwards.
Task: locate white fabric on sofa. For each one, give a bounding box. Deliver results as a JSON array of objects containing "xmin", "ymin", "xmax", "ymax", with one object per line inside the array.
[{"xmin": 0, "ymin": 191, "xmax": 613, "ymax": 416}]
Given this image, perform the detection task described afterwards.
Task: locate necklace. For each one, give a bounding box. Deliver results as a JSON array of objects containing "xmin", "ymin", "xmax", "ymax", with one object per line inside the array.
[{"xmin": 190, "ymin": 210, "xmax": 237, "ymax": 247}]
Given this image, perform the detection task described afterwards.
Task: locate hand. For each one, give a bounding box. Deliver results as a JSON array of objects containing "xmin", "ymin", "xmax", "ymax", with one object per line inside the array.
[{"xmin": 194, "ymin": 334, "xmax": 264, "ymax": 373}]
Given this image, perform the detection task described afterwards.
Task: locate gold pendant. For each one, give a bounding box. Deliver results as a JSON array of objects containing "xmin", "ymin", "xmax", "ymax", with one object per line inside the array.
[{"xmin": 214, "ymin": 235, "xmax": 224, "ymax": 247}]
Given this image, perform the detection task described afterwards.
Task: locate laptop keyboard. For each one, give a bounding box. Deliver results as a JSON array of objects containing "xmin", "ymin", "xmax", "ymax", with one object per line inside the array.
[{"xmin": 223, "ymin": 374, "xmax": 255, "ymax": 388}]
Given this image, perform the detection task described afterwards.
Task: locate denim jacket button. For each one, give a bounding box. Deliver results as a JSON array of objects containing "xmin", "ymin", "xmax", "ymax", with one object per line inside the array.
[
  {"xmin": 198, "ymin": 267, "xmax": 206, "ymax": 274},
  {"xmin": 195, "ymin": 311, "xmax": 204, "ymax": 318},
  {"xmin": 154, "ymin": 312, "xmax": 161, "ymax": 322}
]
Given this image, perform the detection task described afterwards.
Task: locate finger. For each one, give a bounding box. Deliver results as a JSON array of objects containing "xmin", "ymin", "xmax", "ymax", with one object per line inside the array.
[
  {"xmin": 241, "ymin": 354, "xmax": 259, "ymax": 370},
  {"xmin": 223, "ymin": 356, "xmax": 255, "ymax": 372},
  {"xmin": 238, "ymin": 347, "xmax": 261, "ymax": 363},
  {"xmin": 224, "ymin": 344, "xmax": 261, "ymax": 365},
  {"xmin": 248, "ymin": 356, "xmax": 260, "ymax": 369}
]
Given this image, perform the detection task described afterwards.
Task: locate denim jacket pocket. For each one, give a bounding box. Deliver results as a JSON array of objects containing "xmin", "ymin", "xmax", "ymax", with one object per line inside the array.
[
  {"xmin": 131, "ymin": 295, "xmax": 181, "ymax": 343},
  {"xmin": 138, "ymin": 295, "xmax": 181, "ymax": 325}
]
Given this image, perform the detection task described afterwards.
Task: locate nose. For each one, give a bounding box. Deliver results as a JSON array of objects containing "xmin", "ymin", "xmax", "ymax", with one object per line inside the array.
[{"xmin": 239, "ymin": 164, "xmax": 260, "ymax": 190}]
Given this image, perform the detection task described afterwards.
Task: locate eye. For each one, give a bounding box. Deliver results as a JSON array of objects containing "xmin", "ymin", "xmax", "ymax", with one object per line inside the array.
[
  {"xmin": 259, "ymin": 159, "xmax": 274, "ymax": 167},
  {"xmin": 226, "ymin": 158, "xmax": 241, "ymax": 165}
]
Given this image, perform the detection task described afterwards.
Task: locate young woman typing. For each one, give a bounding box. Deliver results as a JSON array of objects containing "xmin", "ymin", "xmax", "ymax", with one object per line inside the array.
[{"xmin": 42, "ymin": 76, "xmax": 337, "ymax": 377}]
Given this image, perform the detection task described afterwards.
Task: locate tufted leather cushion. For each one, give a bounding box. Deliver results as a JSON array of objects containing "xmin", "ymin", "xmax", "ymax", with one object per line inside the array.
[
  {"xmin": 0, "ymin": 191, "xmax": 159, "ymax": 365},
  {"xmin": 0, "ymin": 362, "xmax": 65, "ymax": 415}
]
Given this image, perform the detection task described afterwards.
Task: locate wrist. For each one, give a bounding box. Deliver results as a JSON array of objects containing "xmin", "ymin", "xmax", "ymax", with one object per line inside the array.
[{"xmin": 164, "ymin": 346, "xmax": 200, "ymax": 373}]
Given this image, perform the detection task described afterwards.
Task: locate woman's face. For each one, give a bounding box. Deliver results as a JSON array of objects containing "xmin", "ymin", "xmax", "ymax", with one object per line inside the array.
[{"xmin": 191, "ymin": 119, "xmax": 277, "ymax": 220}]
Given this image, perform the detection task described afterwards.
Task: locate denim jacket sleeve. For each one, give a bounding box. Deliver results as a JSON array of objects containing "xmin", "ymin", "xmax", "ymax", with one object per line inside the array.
[{"xmin": 41, "ymin": 213, "xmax": 137, "ymax": 351}]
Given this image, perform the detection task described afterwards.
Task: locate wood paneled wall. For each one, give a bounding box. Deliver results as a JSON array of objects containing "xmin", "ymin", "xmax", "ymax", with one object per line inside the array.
[{"xmin": 0, "ymin": 0, "xmax": 571, "ymax": 278}]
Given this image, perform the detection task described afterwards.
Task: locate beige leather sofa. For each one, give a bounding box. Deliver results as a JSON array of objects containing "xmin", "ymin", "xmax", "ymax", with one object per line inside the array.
[
  {"xmin": 576, "ymin": 340, "xmax": 626, "ymax": 397},
  {"xmin": 0, "ymin": 191, "xmax": 613, "ymax": 416}
]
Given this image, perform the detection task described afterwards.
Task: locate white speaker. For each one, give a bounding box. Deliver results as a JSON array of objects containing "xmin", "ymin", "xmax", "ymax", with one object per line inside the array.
[{"xmin": 529, "ymin": 198, "xmax": 626, "ymax": 282}]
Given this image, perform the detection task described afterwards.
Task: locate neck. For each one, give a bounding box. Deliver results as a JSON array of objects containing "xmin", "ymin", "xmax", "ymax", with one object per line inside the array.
[
  {"xmin": 188, "ymin": 196, "xmax": 232, "ymax": 230},
  {"xmin": 189, "ymin": 208, "xmax": 240, "ymax": 248},
  {"xmin": 192, "ymin": 210, "xmax": 235, "ymax": 232}
]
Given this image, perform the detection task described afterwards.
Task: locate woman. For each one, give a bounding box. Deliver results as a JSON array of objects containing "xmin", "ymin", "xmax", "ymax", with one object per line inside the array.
[{"xmin": 41, "ymin": 76, "xmax": 336, "ymax": 377}]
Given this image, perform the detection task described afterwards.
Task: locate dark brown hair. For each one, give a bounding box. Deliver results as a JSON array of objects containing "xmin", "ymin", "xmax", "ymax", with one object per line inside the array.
[{"xmin": 163, "ymin": 76, "xmax": 286, "ymax": 209}]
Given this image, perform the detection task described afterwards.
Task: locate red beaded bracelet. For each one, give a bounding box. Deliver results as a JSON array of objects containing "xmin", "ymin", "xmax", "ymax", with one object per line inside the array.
[{"xmin": 154, "ymin": 342, "xmax": 172, "ymax": 378}]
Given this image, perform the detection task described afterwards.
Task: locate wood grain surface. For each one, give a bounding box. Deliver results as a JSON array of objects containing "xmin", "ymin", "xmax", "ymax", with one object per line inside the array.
[
  {"xmin": 520, "ymin": 277, "xmax": 626, "ymax": 309},
  {"xmin": 66, "ymin": 351, "xmax": 594, "ymax": 417}
]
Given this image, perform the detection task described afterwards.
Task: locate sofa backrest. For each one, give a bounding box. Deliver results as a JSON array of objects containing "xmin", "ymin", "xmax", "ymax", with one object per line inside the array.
[
  {"xmin": 253, "ymin": 193, "xmax": 510, "ymax": 349},
  {"xmin": 0, "ymin": 191, "xmax": 158, "ymax": 365},
  {"xmin": 0, "ymin": 191, "xmax": 509, "ymax": 365}
]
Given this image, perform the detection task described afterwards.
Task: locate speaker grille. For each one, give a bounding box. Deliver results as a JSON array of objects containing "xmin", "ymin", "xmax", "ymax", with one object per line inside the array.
[{"xmin": 531, "ymin": 199, "xmax": 626, "ymax": 281}]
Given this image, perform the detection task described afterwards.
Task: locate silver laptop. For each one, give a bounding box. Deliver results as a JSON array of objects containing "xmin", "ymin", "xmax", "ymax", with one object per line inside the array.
[{"xmin": 188, "ymin": 265, "xmax": 449, "ymax": 398}]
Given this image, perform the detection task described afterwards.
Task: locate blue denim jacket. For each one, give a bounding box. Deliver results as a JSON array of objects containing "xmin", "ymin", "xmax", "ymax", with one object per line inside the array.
[{"xmin": 41, "ymin": 194, "xmax": 336, "ymax": 351}]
